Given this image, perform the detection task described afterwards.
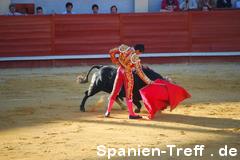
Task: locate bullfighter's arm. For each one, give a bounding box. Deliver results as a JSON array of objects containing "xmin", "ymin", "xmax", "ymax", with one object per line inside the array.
[
  {"xmin": 133, "ymin": 54, "xmax": 152, "ymax": 85},
  {"xmin": 109, "ymin": 47, "xmax": 120, "ymax": 65}
]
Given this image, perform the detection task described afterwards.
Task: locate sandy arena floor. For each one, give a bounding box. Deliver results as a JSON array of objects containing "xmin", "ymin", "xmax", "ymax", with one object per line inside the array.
[{"xmin": 0, "ymin": 63, "xmax": 239, "ymax": 160}]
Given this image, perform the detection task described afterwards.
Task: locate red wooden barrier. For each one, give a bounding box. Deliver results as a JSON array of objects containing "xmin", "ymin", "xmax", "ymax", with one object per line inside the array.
[
  {"xmin": 53, "ymin": 14, "xmax": 120, "ymax": 55},
  {"xmin": 120, "ymin": 12, "xmax": 190, "ymax": 53},
  {"xmin": 0, "ymin": 10, "xmax": 240, "ymax": 58},
  {"xmin": 0, "ymin": 16, "xmax": 52, "ymax": 57},
  {"xmin": 190, "ymin": 11, "xmax": 240, "ymax": 52}
]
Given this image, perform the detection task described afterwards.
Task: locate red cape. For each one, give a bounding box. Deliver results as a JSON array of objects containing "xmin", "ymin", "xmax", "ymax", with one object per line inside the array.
[{"xmin": 140, "ymin": 79, "xmax": 191, "ymax": 119}]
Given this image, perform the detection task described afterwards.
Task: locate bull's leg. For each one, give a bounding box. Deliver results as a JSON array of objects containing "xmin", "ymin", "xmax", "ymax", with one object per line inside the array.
[
  {"xmin": 115, "ymin": 97, "xmax": 126, "ymax": 110},
  {"xmin": 133, "ymin": 100, "xmax": 142, "ymax": 113},
  {"xmin": 80, "ymin": 89, "xmax": 101, "ymax": 112},
  {"xmin": 80, "ymin": 91, "xmax": 89, "ymax": 112}
]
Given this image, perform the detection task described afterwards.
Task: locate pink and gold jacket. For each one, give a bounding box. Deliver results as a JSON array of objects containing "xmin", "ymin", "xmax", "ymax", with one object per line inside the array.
[{"xmin": 109, "ymin": 44, "xmax": 151, "ymax": 99}]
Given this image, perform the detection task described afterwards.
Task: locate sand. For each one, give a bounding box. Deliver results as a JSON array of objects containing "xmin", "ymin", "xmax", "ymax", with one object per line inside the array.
[{"xmin": 0, "ymin": 63, "xmax": 239, "ymax": 160}]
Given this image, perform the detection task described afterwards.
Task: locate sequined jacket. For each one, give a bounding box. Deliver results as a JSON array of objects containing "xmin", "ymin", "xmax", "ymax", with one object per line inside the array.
[{"xmin": 109, "ymin": 44, "xmax": 152, "ymax": 85}]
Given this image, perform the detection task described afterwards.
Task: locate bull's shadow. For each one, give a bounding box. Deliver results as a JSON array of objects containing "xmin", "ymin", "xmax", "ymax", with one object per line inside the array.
[{"xmin": 79, "ymin": 65, "xmax": 164, "ymax": 113}]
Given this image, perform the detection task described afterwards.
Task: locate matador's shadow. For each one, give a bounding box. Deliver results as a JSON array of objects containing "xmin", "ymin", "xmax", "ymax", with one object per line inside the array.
[{"xmin": 152, "ymin": 113, "xmax": 240, "ymax": 129}]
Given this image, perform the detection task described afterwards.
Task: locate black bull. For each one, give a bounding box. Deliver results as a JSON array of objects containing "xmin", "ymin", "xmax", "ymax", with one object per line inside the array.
[{"xmin": 79, "ymin": 65, "xmax": 164, "ymax": 113}]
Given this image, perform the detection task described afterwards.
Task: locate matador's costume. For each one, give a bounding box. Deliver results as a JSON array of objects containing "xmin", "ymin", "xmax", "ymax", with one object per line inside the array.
[
  {"xmin": 106, "ymin": 44, "xmax": 191, "ymax": 119},
  {"xmin": 105, "ymin": 44, "xmax": 151, "ymax": 119}
]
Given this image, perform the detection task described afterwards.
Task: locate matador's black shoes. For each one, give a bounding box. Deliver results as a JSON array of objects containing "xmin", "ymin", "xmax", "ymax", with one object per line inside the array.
[
  {"xmin": 129, "ymin": 115, "xmax": 142, "ymax": 119},
  {"xmin": 104, "ymin": 112, "xmax": 142, "ymax": 119}
]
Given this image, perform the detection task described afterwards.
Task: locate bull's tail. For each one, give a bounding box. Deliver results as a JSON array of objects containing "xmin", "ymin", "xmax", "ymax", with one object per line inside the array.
[{"xmin": 77, "ymin": 65, "xmax": 103, "ymax": 83}]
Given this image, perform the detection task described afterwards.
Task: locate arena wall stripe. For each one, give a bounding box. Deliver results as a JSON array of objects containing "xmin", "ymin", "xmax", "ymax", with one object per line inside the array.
[{"xmin": 0, "ymin": 52, "xmax": 240, "ymax": 62}]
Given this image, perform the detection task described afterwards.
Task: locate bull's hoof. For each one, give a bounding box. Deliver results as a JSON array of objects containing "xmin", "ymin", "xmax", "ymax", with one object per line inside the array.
[
  {"xmin": 134, "ymin": 108, "xmax": 141, "ymax": 113},
  {"xmin": 80, "ymin": 107, "xmax": 85, "ymax": 112}
]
